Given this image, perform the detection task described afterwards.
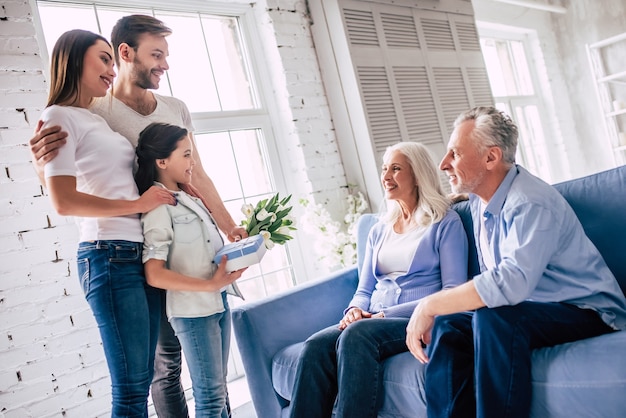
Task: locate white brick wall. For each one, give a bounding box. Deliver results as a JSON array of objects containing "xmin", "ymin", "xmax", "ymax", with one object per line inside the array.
[
  {"xmin": 0, "ymin": 0, "xmax": 347, "ymax": 415},
  {"xmin": 262, "ymin": 0, "xmax": 349, "ymax": 211},
  {"xmin": 1, "ymin": 0, "xmax": 114, "ymax": 415}
]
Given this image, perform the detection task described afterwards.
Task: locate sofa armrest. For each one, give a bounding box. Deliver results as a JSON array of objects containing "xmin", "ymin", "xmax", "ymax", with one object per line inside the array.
[{"xmin": 231, "ymin": 267, "xmax": 359, "ymax": 418}]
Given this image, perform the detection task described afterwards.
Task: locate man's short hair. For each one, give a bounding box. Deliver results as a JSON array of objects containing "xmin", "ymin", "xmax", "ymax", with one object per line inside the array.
[
  {"xmin": 454, "ymin": 106, "xmax": 518, "ymax": 165},
  {"xmin": 111, "ymin": 14, "xmax": 172, "ymax": 65}
]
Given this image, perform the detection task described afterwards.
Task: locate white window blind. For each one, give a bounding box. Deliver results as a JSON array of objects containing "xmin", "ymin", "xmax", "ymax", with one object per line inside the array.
[{"xmin": 340, "ymin": 0, "xmax": 493, "ymax": 165}]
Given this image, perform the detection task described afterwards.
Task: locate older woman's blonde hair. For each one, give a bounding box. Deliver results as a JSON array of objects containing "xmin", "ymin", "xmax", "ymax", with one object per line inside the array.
[{"xmin": 381, "ymin": 142, "xmax": 450, "ymax": 227}]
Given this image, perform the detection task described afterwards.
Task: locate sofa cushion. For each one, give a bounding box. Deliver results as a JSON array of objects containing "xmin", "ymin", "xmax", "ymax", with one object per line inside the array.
[
  {"xmin": 530, "ymin": 330, "xmax": 626, "ymax": 417},
  {"xmin": 378, "ymin": 352, "xmax": 427, "ymax": 418},
  {"xmin": 272, "ymin": 329, "xmax": 626, "ymax": 418},
  {"xmin": 272, "ymin": 342, "xmax": 302, "ymax": 401}
]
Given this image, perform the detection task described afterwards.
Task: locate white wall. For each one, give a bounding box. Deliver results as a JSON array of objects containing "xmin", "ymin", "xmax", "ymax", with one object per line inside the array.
[
  {"xmin": 473, "ymin": 0, "xmax": 626, "ymax": 179},
  {"xmin": 0, "ymin": 0, "xmax": 346, "ymax": 415},
  {"xmin": 1, "ymin": 1, "xmax": 108, "ymax": 416},
  {"xmin": 550, "ymin": 0, "xmax": 626, "ymax": 174}
]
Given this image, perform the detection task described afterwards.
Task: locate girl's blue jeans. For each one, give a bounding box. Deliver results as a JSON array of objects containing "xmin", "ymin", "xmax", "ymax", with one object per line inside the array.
[
  {"xmin": 170, "ymin": 292, "xmax": 231, "ymax": 418},
  {"xmin": 77, "ymin": 240, "xmax": 161, "ymax": 418}
]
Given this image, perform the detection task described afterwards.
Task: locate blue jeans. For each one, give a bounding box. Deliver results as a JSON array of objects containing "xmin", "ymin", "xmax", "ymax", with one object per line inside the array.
[
  {"xmin": 77, "ymin": 241, "xmax": 161, "ymax": 418},
  {"xmin": 289, "ymin": 318, "xmax": 410, "ymax": 418},
  {"xmin": 170, "ymin": 292, "xmax": 232, "ymax": 418},
  {"xmin": 151, "ymin": 289, "xmax": 189, "ymax": 418},
  {"xmin": 425, "ymin": 302, "xmax": 614, "ymax": 418}
]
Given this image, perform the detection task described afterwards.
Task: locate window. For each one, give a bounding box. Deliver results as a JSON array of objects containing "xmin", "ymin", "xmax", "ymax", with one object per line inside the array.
[
  {"xmin": 194, "ymin": 129, "xmax": 295, "ymax": 300},
  {"xmin": 479, "ymin": 34, "xmax": 554, "ymax": 182},
  {"xmin": 36, "ymin": 0, "xmax": 295, "ymax": 386},
  {"xmin": 37, "ymin": 0, "xmax": 294, "ymax": 304}
]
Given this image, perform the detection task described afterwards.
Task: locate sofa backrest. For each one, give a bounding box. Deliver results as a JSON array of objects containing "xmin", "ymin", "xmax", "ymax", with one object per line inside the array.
[
  {"xmin": 552, "ymin": 165, "xmax": 626, "ymax": 296},
  {"xmin": 356, "ymin": 213, "xmax": 379, "ymax": 275},
  {"xmin": 451, "ymin": 200, "xmax": 481, "ymax": 279},
  {"xmin": 356, "ymin": 165, "xmax": 626, "ymax": 295}
]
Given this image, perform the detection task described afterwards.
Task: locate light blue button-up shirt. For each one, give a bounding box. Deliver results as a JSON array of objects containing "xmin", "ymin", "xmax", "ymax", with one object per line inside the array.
[{"xmin": 472, "ymin": 165, "xmax": 626, "ymax": 330}]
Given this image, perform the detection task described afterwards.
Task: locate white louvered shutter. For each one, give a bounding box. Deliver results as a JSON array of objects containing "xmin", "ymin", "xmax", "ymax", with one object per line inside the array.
[{"xmin": 340, "ymin": 0, "xmax": 493, "ymax": 165}]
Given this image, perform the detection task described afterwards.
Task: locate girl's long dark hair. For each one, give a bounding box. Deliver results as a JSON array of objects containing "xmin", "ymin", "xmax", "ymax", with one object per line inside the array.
[{"xmin": 135, "ymin": 123, "xmax": 189, "ymax": 194}]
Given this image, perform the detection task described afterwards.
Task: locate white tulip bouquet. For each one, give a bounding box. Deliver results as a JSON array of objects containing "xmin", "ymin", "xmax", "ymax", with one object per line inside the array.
[{"xmin": 240, "ymin": 193, "xmax": 296, "ymax": 249}]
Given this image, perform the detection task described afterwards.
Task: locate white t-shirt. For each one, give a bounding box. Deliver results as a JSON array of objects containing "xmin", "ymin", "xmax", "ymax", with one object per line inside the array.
[
  {"xmin": 377, "ymin": 224, "xmax": 427, "ymax": 280},
  {"xmin": 479, "ymin": 200, "xmax": 496, "ymax": 270},
  {"xmin": 41, "ymin": 105, "xmax": 143, "ymax": 242},
  {"xmin": 90, "ymin": 92, "xmax": 194, "ymax": 148}
]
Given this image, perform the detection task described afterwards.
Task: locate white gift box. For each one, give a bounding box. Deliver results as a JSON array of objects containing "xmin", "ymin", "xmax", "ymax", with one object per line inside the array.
[{"xmin": 213, "ymin": 234, "xmax": 267, "ymax": 272}]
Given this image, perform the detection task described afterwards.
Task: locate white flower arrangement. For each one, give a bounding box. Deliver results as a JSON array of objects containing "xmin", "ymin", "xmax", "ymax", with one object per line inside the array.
[
  {"xmin": 300, "ymin": 186, "xmax": 369, "ymax": 270},
  {"xmin": 241, "ymin": 193, "xmax": 296, "ymax": 249}
]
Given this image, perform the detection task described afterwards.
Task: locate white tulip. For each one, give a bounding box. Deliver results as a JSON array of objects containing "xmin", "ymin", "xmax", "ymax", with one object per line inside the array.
[
  {"xmin": 256, "ymin": 208, "xmax": 271, "ymax": 221},
  {"xmin": 260, "ymin": 230, "xmax": 274, "ymax": 249},
  {"xmin": 277, "ymin": 226, "xmax": 291, "ymax": 236},
  {"xmin": 241, "ymin": 203, "xmax": 254, "ymax": 217}
]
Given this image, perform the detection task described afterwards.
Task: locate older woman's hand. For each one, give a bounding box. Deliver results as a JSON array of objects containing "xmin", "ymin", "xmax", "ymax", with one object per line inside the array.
[{"xmin": 339, "ymin": 307, "xmax": 373, "ymax": 330}]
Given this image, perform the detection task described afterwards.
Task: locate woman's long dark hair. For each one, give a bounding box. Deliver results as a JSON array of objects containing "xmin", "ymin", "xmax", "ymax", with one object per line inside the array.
[
  {"xmin": 135, "ymin": 123, "xmax": 189, "ymax": 194},
  {"xmin": 47, "ymin": 29, "xmax": 110, "ymax": 107}
]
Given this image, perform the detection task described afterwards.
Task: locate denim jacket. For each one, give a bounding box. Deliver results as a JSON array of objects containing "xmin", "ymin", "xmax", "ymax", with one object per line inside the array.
[{"xmin": 141, "ymin": 190, "xmax": 225, "ymax": 319}]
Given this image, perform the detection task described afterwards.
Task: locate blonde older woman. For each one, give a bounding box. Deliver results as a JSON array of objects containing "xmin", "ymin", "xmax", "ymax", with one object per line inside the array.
[{"xmin": 289, "ymin": 142, "xmax": 469, "ymax": 418}]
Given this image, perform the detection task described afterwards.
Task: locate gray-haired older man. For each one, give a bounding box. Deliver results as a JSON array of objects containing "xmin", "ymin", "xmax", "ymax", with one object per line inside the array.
[{"xmin": 406, "ymin": 106, "xmax": 626, "ymax": 418}]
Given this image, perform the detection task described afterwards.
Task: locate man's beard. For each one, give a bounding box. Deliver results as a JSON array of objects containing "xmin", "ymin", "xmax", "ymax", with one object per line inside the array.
[
  {"xmin": 451, "ymin": 170, "xmax": 484, "ymax": 195},
  {"xmin": 132, "ymin": 58, "xmax": 158, "ymax": 90}
]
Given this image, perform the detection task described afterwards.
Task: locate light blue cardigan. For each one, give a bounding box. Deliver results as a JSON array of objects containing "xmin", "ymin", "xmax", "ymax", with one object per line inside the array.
[{"xmin": 348, "ymin": 209, "xmax": 469, "ymax": 318}]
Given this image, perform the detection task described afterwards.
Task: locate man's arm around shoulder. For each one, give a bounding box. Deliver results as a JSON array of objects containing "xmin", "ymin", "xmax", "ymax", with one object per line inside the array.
[{"xmin": 29, "ymin": 121, "xmax": 68, "ymax": 186}]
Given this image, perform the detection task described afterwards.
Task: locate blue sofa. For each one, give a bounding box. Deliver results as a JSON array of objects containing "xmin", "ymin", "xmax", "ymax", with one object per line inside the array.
[{"xmin": 232, "ymin": 165, "xmax": 626, "ymax": 418}]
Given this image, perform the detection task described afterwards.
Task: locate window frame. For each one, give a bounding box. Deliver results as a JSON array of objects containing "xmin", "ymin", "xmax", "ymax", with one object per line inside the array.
[
  {"xmin": 477, "ymin": 23, "xmax": 569, "ymax": 183},
  {"xmin": 31, "ymin": 0, "xmax": 305, "ymax": 387},
  {"xmin": 33, "ymin": 0, "xmax": 299, "ymax": 282}
]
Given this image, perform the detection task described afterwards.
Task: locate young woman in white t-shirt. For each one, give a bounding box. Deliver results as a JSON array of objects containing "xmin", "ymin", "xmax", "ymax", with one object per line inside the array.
[{"xmin": 40, "ymin": 29, "xmax": 176, "ymax": 417}]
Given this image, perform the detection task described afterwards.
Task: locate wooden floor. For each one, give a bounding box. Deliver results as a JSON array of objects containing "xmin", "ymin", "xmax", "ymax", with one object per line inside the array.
[
  {"xmin": 150, "ymin": 376, "xmax": 257, "ymax": 418},
  {"xmin": 187, "ymin": 377, "xmax": 258, "ymax": 417},
  {"xmin": 229, "ymin": 375, "xmax": 257, "ymax": 418},
  {"xmin": 232, "ymin": 401, "xmax": 257, "ymax": 418}
]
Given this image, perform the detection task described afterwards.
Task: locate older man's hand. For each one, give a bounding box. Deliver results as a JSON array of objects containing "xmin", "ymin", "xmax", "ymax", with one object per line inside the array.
[{"xmin": 406, "ymin": 297, "xmax": 435, "ymax": 364}]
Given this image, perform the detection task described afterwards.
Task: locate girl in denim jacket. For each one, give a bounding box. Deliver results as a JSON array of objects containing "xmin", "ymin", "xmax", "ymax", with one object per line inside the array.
[{"xmin": 135, "ymin": 123, "xmax": 245, "ymax": 418}]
